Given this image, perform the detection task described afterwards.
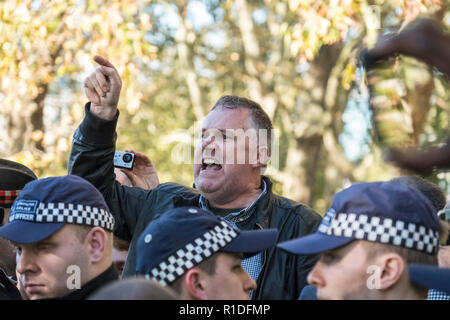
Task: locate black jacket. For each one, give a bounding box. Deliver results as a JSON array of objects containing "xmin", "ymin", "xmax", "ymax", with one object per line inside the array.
[
  {"xmin": 68, "ymin": 104, "xmax": 322, "ymax": 300},
  {"xmin": 0, "ymin": 269, "xmax": 21, "ymax": 300},
  {"xmin": 60, "ymin": 264, "xmax": 118, "ymax": 300}
]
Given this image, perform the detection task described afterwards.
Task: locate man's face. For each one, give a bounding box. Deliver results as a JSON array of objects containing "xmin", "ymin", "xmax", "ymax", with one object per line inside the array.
[
  {"xmin": 193, "ymin": 108, "xmax": 260, "ymax": 205},
  {"xmin": 14, "ymin": 224, "xmax": 91, "ymax": 300},
  {"xmin": 438, "ymin": 245, "xmax": 450, "ymax": 268},
  {"xmin": 0, "ymin": 207, "xmax": 16, "ymax": 276},
  {"xmin": 2, "ymin": 207, "xmax": 10, "ymax": 226},
  {"xmin": 307, "ymin": 241, "xmax": 376, "ymax": 300},
  {"xmin": 202, "ymin": 252, "xmax": 256, "ymax": 300},
  {"xmin": 112, "ymin": 247, "xmax": 128, "ymax": 279},
  {"xmin": 0, "ymin": 236, "xmax": 16, "ymax": 276}
]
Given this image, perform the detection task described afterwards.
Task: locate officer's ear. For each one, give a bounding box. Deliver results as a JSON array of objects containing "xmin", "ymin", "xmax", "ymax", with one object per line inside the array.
[
  {"xmin": 183, "ymin": 267, "xmax": 208, "ymax": 300},
  {"xmin": 86, "ymin": 226, "xmax": 108, "ymax": 263},
  {"xmin": 375, "ymin": 253, "xmax": 405, "ymax": 290}
]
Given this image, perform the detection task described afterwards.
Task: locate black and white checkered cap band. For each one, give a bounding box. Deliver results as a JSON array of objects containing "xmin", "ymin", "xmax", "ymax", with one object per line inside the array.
[
  {"xmin": 10, "ymin": 202, "xmax": 115, "ymax": 232},
  {"xmin": 147, "ymin": 221, "xmax": 238, "ymax": 286},
  {"xmin": 320, "ymin": 213, "xmax": 439, "ymax": 254}
]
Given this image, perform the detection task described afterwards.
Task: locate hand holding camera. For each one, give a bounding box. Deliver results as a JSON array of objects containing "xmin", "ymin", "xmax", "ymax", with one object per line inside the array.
[{"xmin": 114, "ymin": 150, "xmax": 160, "ymax": 190}]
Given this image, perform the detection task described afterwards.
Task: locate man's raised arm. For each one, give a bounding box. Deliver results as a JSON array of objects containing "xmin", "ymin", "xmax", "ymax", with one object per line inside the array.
[{"xmin": 68, "ymin": 56, "xmax": 146, "ymax": 241}]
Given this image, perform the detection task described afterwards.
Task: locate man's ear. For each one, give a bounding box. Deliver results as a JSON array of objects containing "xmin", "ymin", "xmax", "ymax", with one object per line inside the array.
[
  {"xmin": 183, "ymin": 268, "xmax": 208, "ymax": 300},
  {"xmin": 253, "ymin": 145, "xmax": 270, "ymax": 168},
  {"xmin": 86, "ymin": 227, "xmax": 107, "ymax": 264},
  {"xmin": 376, "ymin": 253, "xmax": 405, "ymax": 290}
]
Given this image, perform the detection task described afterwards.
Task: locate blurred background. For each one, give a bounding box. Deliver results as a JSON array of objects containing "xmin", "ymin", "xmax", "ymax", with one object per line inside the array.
[{"xmin": 0, "ymin": 0, "xmax": 449, "ymax": 215}]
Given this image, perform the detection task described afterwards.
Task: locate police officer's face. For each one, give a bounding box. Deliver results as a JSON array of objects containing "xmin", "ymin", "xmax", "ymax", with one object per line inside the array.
[
  {"xmin": 14, "ymin": 225, "xmax": 91, "ymax": 300},
  {"xmin": 307, "ymin": 241, "xmax": 375, "ymax": 300},
  {"xmin": 193, "ymin": 108, "xmax": 261, "ymax": 205},
  {"xmin": 201, "ymin": 252, "xmax": 256, "ymax": 300}
]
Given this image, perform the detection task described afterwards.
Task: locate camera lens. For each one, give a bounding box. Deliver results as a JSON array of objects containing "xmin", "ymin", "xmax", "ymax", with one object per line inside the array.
[{"xmin": 122, "ymin": 153, "xmax": 133, "ymax": 163}]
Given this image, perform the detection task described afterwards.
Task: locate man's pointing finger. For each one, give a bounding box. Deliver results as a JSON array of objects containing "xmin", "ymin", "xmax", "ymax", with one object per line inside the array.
[{"xmin": 93, "ymin": 55, "xmax": 116, "ymax": 69}]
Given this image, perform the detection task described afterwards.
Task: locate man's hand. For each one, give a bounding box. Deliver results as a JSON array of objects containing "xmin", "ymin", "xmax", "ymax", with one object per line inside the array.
[
  {"xmin": 118, "ymin": 150, "xmax": 160, "ymax": 190},
  {"xmin": 385, "ymin": 142, "xmax": 450, "ymax": 175},
  {"xmin": 384, "ymin": 148, "xmax": 432, "ymax": 175},
  {"xmin": 84, "ymin": 56, "xmax": 122, "ymax": 120},
  {"xmin": 362, "ymin": 18, "xmax": 450, "ymax": 76}
]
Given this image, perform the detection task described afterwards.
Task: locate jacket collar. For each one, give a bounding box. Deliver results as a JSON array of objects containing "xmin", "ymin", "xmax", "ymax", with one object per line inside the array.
[
  {"xmin": 59, "ymin": 264, "xmax": 118, "ymax": 300},
  {"xmin": 238, "ymin": 176, "xmax": 273, "ymax": 230},
  {"xmin": 187, "ymin": 176, "xmax": 274, "ymax": 230}
]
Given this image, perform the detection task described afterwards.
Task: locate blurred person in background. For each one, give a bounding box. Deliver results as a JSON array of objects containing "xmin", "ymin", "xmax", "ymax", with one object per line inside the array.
[
  {"xmin": 362, "ymin": 18, "xmax": 450, "ymax": 174},
  {"xmin": 112, "ymin": 237, "xmax": 129, "ymax": 279},
  {"xmin": 0, "ymin": 159, "xmax": 37, "ymax": 300}
]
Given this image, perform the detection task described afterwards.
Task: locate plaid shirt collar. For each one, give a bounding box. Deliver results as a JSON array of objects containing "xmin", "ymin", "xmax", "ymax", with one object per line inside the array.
[
  {"xmin": 427, "ymin": 288, "xmax": 450, "ymax": 300},
  {"xmin": 199, "ymin": 180, "xmax": 268, "ymax": 225}
]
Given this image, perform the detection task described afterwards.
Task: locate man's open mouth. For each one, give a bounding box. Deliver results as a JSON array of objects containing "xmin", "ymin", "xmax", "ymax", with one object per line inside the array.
[{"xmin": 201, "ymin": 158, "xmax": 223, "ymax": 170}]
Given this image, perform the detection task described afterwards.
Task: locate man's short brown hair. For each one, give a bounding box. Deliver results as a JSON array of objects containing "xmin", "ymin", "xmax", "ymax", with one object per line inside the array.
[
  {"xmin": 72, "ymin": 224, "xmax": 92, "ymax": 242},
  {"xmin": 72, "ymin": 224, "xmax": 114, "ymax": 243},
  {"xmin": 113, "ymin": 236, "xmax": 130, "ymax": 251},
  {"xmin": 168, "ymin": 254, "xmax": 218, "ymax": 294},
  {"xmin": 212, "ymin": 95, "xmax": 273, "ymax": 153},
  {"xmin": 362, "ymin": 240, "xmax": 438, "ymax": 266},
  {"xmin": 391, "ymin": 176, "xmax": 446, "ymax": 211}
]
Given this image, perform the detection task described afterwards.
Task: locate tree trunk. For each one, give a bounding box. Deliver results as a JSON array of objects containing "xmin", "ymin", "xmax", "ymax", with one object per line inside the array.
[{"xmin": 281, "ymin": 44, "xmax": 342, "ymax": 205}]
